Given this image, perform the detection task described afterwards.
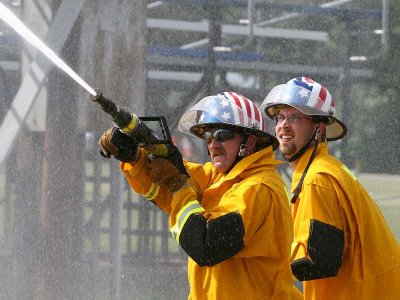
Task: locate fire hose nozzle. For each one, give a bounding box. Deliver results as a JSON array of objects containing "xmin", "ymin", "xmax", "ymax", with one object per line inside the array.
[
  {"xmin": 91, "ymin": 89, "xmax": 171, "ymax": 158},
  {"xmin": 90, "ymin": 89, "xmax": 134, "ymax": 130}
]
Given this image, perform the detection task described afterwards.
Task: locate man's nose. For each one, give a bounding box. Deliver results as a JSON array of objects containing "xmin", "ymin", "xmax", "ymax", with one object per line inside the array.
[
  {"xmin": 278, "ymin": 116, "xmax": 290, "ymax": 126},
  {"xmin": 208, "ymin": 137, "xmax": 220, "ymax": 148}
]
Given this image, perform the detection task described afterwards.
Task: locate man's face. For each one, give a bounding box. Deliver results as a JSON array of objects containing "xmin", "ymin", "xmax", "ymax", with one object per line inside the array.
[
  {"xmin": 205, "ymin": 129, "xmax": 243, "ymax": 174},
  {"xmin": 274, "ymin": 107, "xmax": 316, "ymax": 160}
]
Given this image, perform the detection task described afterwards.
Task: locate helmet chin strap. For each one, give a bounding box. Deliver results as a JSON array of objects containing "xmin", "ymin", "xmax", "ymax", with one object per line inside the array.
[
  {"xmin": 284, "ymin": 127, "xmax": 318, "ymax": 162},
  {"xmin": 224, "ymin": 134, "xmax": 249, "ymax": 174},
  {"xmin": 290, "ymin": 126, "xmax": 320, "ymax": 204}
]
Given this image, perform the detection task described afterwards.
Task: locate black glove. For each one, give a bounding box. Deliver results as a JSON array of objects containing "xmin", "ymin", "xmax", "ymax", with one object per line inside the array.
[
  {"xmin": 163, "ymin": 143, "xmax": 190, "ymax": 177},
  {"xmin": 98, "ymin": 127, "xmax": 138, "ymax": 162}
]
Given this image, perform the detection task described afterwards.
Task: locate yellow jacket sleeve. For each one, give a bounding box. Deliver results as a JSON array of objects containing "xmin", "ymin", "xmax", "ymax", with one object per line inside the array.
[
  {"xmin": 291, "ymin": 174, "xmax": 343, "ymax": 264},
  {"xmin": 120, "ymin": 148, "xmax": 173, "ymax": 213}
]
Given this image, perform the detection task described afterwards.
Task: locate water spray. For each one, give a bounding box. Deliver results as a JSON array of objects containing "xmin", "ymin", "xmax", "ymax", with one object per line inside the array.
[
  {"xmin": 0, "ymin": 2, "xmax": 171, "ymax": 157},
  {"xmin": 0, "ymin": 2, "xmax": 96, "ymax": 96}
]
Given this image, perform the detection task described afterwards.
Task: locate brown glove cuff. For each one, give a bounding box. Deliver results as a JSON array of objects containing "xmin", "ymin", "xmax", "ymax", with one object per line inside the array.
[
  {"xmin": 165, "ymin": 174, "xmax": 188, "ymax": 193},
  {"xmin": 98, "ymin": 130, "xmax": 116, "ymax": 158}
]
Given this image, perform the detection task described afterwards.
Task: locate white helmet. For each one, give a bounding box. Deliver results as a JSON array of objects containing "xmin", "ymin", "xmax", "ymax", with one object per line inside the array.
[
  {"xmin": 178, "ymin": 92, "xmax": 278, "ymax": 149},
  {"xmin": 260, "ymin": 77, "xmax": 347, "ymax": 141}
]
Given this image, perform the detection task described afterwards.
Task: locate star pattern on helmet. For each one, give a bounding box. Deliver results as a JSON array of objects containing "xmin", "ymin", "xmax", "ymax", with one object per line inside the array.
[
  {"xmin": 210, "ymin": 107, "xmax": 218, "ymax": 117},
  {"xmin": 298, "ymin": 88, "xmax": 310, "ymax": 99},
  {"xmin": 220, "ymin": 111, "xmax": 231, "ymax": 121}
]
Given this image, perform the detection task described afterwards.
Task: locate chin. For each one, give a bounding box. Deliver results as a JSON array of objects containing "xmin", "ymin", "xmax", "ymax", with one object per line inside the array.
[
  {"xmin": 213, "ymin": 163, "xmax": 227, "ymax": 173},
  {"xmin": 279, "ymin": 145, "xmax": 295, "ymax": 157}
]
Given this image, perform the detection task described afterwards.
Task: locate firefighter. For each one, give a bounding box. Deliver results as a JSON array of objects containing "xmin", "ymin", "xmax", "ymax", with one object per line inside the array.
[
  {"xmin": 99, "ymin": 92, "xmax": 298, "ymax": 299},
  {"xmin": 260, "ymin": 77, "xmax": 400, "ymax": 299}
]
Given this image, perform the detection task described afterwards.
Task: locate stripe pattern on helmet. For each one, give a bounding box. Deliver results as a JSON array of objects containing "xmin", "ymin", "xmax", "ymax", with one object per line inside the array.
[
  {"xmin": 289, "ymin": 77, "xmax": 335, "ymax": 115},
  {"xmin": 219, "ymin": 92, "xmax": 265, "ymax": 131}
]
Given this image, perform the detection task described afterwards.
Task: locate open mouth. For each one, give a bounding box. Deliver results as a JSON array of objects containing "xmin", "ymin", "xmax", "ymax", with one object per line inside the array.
[{"xmin": 279, "ymin": 132, "xmax": 294, "ymax": 143}]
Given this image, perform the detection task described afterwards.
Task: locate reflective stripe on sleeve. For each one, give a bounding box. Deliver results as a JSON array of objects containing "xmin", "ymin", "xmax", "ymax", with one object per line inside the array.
[
  {"xmin": 341, "ymin": 164, "xmax": 357, "ymax": 180},
  {"xmin": 171, "ymin": 200, "xmax": 205, "ymax": 242},
  {"xmin": 142, "ymin": 182, "xmax": 160, "ymax": 201}
]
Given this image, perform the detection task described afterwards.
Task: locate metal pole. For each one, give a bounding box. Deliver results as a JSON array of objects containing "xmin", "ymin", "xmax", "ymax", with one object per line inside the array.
[
  {"xmin": 339, "ymin": 19, "xmax": 352, "ymax": 166},
  {"xmin": 206, "ymin": 1, "xmax": 221, "ymax": 94},
  {"xmin": 382, "ymin": 0, "xmax": 389, "ymax": 54},
  {"xmin": 110, "ymin": 166, "xmax": 124, "ymax": 300}
]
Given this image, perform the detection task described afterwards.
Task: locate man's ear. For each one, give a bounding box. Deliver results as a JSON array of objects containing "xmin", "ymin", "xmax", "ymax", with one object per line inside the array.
[
  {"xmin": 316, "ymin": 122, "xmax": 327, "ymax": 141},
  {"xmin": 246, "ymin": 135, "xmax": 258, "ymax": 150}
]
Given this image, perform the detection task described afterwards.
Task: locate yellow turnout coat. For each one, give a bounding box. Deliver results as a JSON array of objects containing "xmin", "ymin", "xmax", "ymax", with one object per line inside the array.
[
  {"xmin": 291, "ymin": 142, "xmax": 400, "ymax": 300},
  {"xmin": 121, "ymin": 146, "xmax": 294, "ymax": 300}
]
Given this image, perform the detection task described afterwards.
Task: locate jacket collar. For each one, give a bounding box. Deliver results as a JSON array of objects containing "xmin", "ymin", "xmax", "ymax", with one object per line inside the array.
[{"xmin": 224, "ymin": 145, "xmax": 283, "ymax": 181}]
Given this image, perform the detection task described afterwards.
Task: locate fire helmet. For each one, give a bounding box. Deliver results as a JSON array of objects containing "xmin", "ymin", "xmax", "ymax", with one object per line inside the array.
[
  {"xmin": 260, "ymin": 77, "xmax": 347, "ymax": 141},
  {"xmin": 178, "ymin": 92, "xmax": 278, "ymax": 150}
]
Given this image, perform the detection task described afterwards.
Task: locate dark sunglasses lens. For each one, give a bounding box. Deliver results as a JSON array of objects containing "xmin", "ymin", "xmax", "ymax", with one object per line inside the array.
[
  {"xmin": 204, "ymin": 129, "xmax": 236, "ymax": 144},
  {"xmin": 215, "ymin": 129, "xmax": 236, "ymax": 142}
]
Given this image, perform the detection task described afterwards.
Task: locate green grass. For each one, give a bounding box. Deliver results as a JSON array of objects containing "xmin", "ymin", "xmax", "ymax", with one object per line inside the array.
[
  {"xmin": 358, "ymin": 173, "xmax": 400, "ymax": 241},
  {"xmin": 358, "ymin": 173, "xmax": 400, "ymax": 200}
]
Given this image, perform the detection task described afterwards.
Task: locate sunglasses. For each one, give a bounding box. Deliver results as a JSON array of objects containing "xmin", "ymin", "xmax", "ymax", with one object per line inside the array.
[{"xmin": 203, "ymin": 129, "xmax": 238, "ymax": 144}]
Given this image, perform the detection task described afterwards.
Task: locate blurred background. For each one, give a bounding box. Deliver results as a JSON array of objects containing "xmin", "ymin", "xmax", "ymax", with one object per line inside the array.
[{"xmin": 0, "ymin": 0, "xmax": 399, "ymax": 299}]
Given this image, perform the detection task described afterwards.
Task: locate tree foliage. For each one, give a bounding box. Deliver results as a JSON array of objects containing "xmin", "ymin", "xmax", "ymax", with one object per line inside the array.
[{"xmin": 357, "ymin": 0, "xmax": 400, "ymax": 173}]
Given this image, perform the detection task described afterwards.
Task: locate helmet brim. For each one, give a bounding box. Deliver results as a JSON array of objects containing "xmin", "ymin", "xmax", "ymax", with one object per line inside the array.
[
  {"xmin": 263, "ymin": 102, "xmax": 347, "ymax": 141},
  {"xmin": 326, "ymin": 118, "xmax": 347, "ymax": 141},
  {"xmin": 260, "ymin": 83, "xmax": 347, "ymax": 141},
  {"xmin": 178, "ymin": 94, "xmax": 279, "ymax": 150}
]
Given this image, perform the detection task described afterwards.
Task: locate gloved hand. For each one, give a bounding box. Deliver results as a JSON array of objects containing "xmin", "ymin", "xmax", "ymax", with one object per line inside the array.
[
  {"xmin": 98, "ymin": 127, "xmax": 139, "ymax": 162},
  {"xmin": 164, "ymin": 143, "xmax": 190, "ymax": 177},
  {"xmin": 147, "ymin": 143, "xmax": 189, "ymax": 193},
  {"xmin": 147, "ymin": 157, "xmax": 188, "ymax": 193}
]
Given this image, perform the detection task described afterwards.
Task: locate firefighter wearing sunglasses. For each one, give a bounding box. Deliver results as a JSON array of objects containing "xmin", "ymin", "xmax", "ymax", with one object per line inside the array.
[{"xmin": 98, "ymin": 92, "xmax": 300, "ymax": 299}]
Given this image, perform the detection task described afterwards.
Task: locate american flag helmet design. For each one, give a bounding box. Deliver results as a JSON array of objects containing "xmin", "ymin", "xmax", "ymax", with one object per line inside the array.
[
  {"xmin": 260, "ymin": 77, "xmax": 347, "ymax": 141},
  {"xmin": 178, "ymin": 92, "xmax": 278, "ymax": 149}
]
